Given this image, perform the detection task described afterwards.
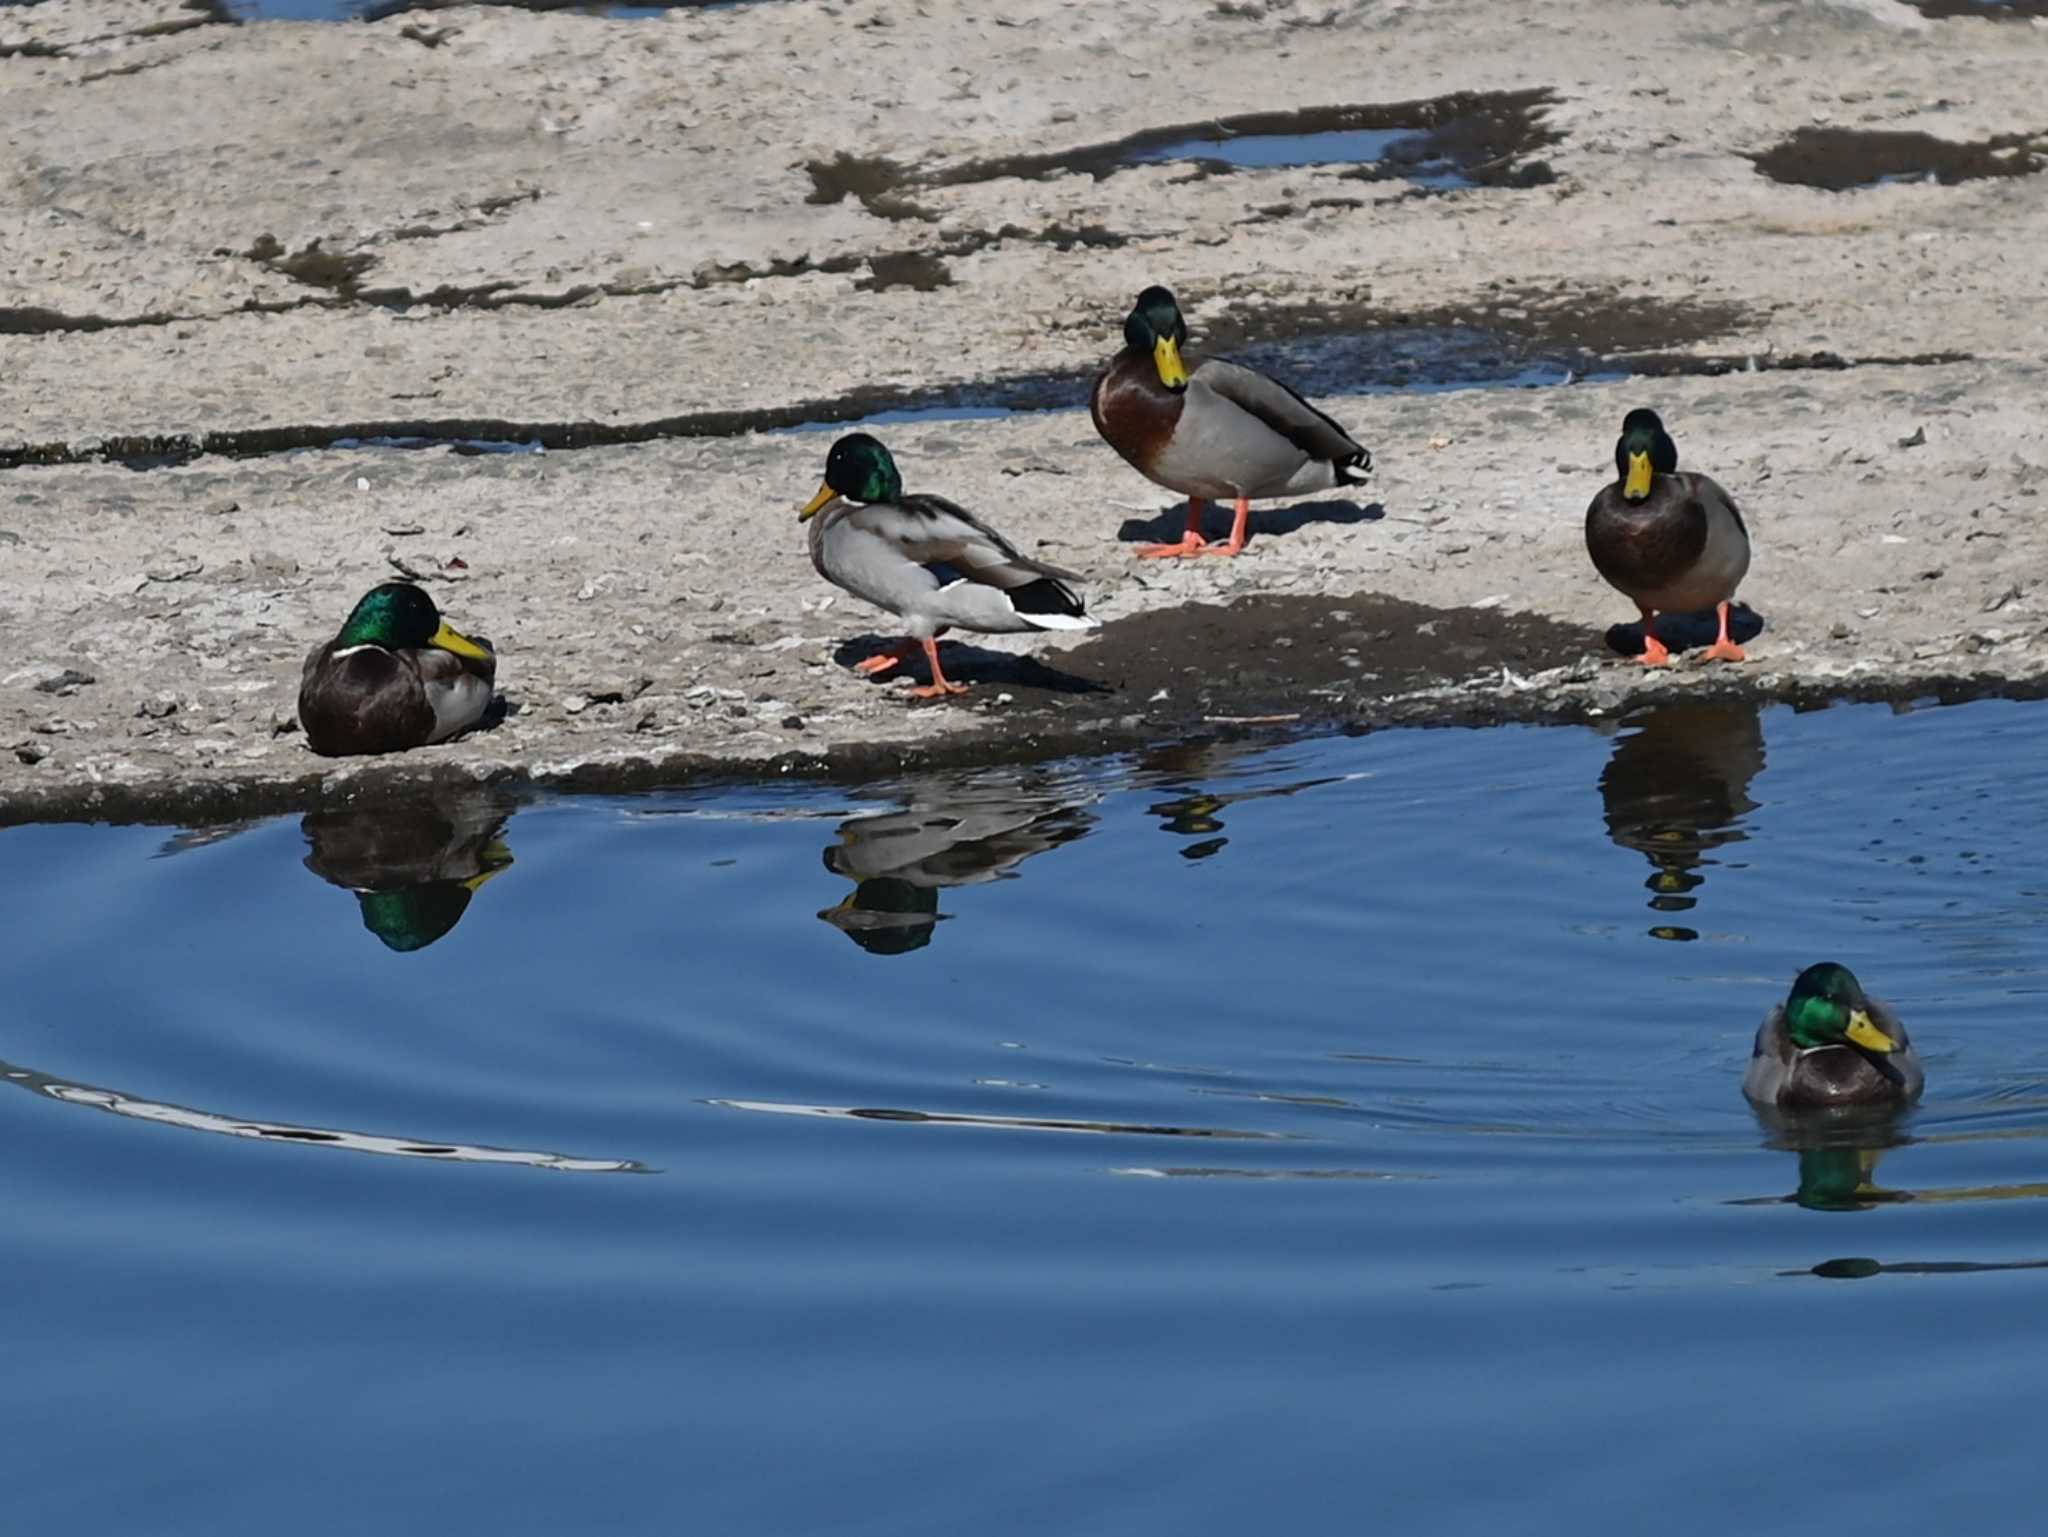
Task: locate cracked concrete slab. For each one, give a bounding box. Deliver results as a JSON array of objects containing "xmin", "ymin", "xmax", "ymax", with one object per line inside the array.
[{"xmin": 2, "ymin": 0, "xmax": 2047, "ymax": 819}]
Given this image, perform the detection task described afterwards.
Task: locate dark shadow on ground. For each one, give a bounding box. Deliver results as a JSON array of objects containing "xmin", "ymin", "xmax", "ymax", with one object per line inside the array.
[
  {"xmin": 831, "ymin": 636, "xmax": 1110, "ymax": 697},
  {"xmin": 1603, "ymin": 604, "xmax": 1766, "ymax": 659},
  {"xmin": 1115, "ymin": 498, "xmax": 1384, "ymax": 546}
]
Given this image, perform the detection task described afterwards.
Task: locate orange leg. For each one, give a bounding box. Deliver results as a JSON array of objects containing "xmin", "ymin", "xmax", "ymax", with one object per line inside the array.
[
  {"xmin": 1637, "ymin": 607, "xmax": 1672, "ymax": 667},
  {"xmin": 1138, "ymin": 499, "xmax": 1211, "ymax": 559},
  {"xmin": 853, "ymin": 639, "xmax": 918, "ymax": 676},
  {"xmin": 906, "ymin": 636, "xmax": 969, "ymax": 700},
  {"xmin": 1704, "ymin": 601, "xmax": 1747, "ymax": 664},
  {"xmin": 1196, "ymin": 496, "xmax": 1253, "ymax": 557}
]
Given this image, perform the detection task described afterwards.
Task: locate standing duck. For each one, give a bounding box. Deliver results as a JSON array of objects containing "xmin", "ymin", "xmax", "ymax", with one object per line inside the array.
[
  {"xmin": 799, "ymin": 434, "xmax": 1098, "ymax": 699},
  {"xmin": 1742, "ymin": 962, "xmax": 1925, "ymax": 1109},
  {"xmin": 1585, "ymin": 407, "xmax": 1751, "ymax": 665},
  {"xmin": 1091, "ymin": 285, "xmax": 1372, "ymax": 558},
  {"xmin": 298, "ymin": 582, "xmax": 497, "ymax": 756}
]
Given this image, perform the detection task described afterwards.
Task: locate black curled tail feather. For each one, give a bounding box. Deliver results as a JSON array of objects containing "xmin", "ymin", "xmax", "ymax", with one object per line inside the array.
[
  {"xmin": 1008, "ymin": 577, "xmax": 1087, "ymax": 620},
  {"xmin": 1335, "ymin": 447, "xmax": 1373, "ymax": 486}
]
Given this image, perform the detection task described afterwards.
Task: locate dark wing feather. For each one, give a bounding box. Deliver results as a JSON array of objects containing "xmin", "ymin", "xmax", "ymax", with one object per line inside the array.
[{"xmin": 298, "ymin": 644, "xmax": 435, "ymax": 756}]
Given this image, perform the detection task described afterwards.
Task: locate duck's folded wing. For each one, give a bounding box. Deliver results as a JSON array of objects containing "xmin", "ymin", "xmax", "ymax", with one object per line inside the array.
[
  {"xmin": 1683, "ymin": 473, "xmax": 1748, "ymax": 539},
  {"xmin": 1196, "ymin": 358, "xmax": 1368, "ymax": 465},
  {"xmin": 847, "ymin": 496, "xmax": 1084, "ymax": 591},
  {"xmin": 411, "ymin": 648, "xmax": 494, "ymax": 742}
]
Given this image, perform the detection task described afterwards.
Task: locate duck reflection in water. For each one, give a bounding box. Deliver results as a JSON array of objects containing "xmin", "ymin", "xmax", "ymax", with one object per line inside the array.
[
  {"xmin": 1751, "ymin": 1104, "xmax": 1914, "ymax": 1212},
  {"xmin": 1137, "ymin": 738, "xmax": 1362, "ymax": 861},
  {"xmin": 1598, "ymin": 702, "xmax": 1765, "ymax": 940},
  {"xmin": 301, "ymin": 794, "xmax": 515, "ymax": 952},
  {"xmin": 818, "ymin": 771, "xmax": 1096, "ymax": 955}
]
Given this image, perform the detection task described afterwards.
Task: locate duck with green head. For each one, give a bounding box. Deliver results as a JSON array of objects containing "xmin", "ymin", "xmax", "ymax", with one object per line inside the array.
[
  {"xmin": 1585, "ymin": 407, "xmax": 1751, "ymax": 665},
  {"xmin": 298, "ymin": 582, "xmax": 497, "ymax": 756},
  {"xmin": 1091, "ymin": 285, "xmax": 1372, "ymax": 558},
  {"xmin": 799, "ymin": 433, "xmax": 1097, "ymax": 699},
  {"xmin": 1743, "ymin": 962, "xmax": 1924, "ymax": 1108}
]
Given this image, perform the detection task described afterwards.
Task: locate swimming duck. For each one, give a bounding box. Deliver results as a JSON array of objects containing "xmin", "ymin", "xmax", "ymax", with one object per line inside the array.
[
  {"xmin": 799, "ymin": 433, "xmax": 1098, "ymax": 699},
  {"xmin": 1585, "ymin": 407, "xmax": 1751, "ymax": 665},
  {"xmin": 1743, "ymin": 962, "xmax": 1924, "ymax": 1109},
  {"xmin": 1090, "ymin": 285, "xmax": 1372, "ymax": 558},
  {"xmin": 298, "ymin": 581, "xmax": 497, "ymax": 756}
]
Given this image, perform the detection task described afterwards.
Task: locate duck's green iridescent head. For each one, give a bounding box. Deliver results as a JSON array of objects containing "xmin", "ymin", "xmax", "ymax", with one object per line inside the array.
[
  {"xmin": 800, "ymin": 433, "xmax": 902, "ymax": 520},
  {"xmin": 1784, "ymin": 962, "xmax": 1897, "ymax": 1053},
  {"xmin": 335, "ymin": 582, "xmax": 492, "ymax": 661},
  {"xmin": 1122, "ymin": 284, "xmax": 1190, "ymax": 391},
  {"xmin": 1614, "ymin": 407, "xmax": 1680, "ymax": 503}
]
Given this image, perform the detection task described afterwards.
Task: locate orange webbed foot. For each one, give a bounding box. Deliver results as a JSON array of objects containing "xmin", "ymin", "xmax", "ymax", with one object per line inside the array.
[
  {"xmin": 1137, "ymin": 536, "xmax": 1211, "ymax": 559},
  {"xmin": 1637, "ymin": 633, "xmax": 1673, "ymax": 667},
  {"xmin": 852, "ymin": 640, "xmax": 916, "ymax": 676},
  {"xmin": 1703, "ymin": 640, "xmax": 1748, "ymax": 664},
  {"xmin": 907, "ymin": 681, "xmax": 971, "ymax": 700}
]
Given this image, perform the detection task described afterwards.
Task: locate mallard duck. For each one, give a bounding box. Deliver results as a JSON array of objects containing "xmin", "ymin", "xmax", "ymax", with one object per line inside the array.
[
  {"xmin": 1743, "ymin": 962, "xmax": 1925, "ymax": 1109},
  {"xmin": 299, "ymin": 582, "xmax": 497, "ymax": 756},
  {"xmin": 301, "ymin": 798, "xmax": 513, "ymax": 952},
  {"xmin": 1090, "ymin": 285, "xmax": 1372, "ymax": 558},
  {"xmin": 799, "ymin": 433, "xmax": 1098, "ymax": 699},
  {"xmin": 1585, "ymin": 407, "xmax": 1752, "ymax": 665}
]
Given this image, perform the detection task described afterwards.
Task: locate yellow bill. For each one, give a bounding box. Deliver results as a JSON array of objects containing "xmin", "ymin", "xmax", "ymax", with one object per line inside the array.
[
  {"xmin": 1845, "ymin": 1010, "xmax": 1896, "ymax": 1054},
  {"xmin": 430, "ymin": 620, "xmax": 494, "ymax": 663},
  {"xmin": 1624, "ymin": 450, "xmax": 1654, "ymax": 500},
  {"xmin": 1153, "ymin": 334, "xmax": 1189, "ymax": 390},
  {"xmin": 799, "ymin": 483, "xmax": 838, "ymax": 521}
]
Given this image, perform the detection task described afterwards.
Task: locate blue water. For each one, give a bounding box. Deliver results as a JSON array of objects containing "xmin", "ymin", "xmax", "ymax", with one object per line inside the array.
[
  {"xmin": 6, "ymin": 699, "xmax": 2048, "ymax": 1532},
  {"xmin": 1127, "ymin": 127, "xmax": 1474, "ymax": 189}
]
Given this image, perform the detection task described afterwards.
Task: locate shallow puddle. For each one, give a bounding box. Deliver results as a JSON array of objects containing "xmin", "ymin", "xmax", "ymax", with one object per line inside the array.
[
  {"xmin": 5, "ymin": 698, "xmax": 2048, "ymax": 1530},
  {"xmin": 808, "ymin": 90, "xmax": 1559, "ymax": 221},
  {"xmin": 1752, "ymin": 125, "xmax": 2044, "ymax": 191}
]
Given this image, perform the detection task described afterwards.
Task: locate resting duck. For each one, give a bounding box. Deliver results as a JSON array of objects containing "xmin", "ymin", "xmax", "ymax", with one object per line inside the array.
[
  {"xmin": 298, "ymin": 582, "xmax": 497, "ymax": 756},
  {"xmin": 1585, "ymin": 407, "xmax": 1752, "ymax": 665},
  {"xmin": 1742, "ymin": 962, "xmax": 1925, "ymax": 1109},
  {"xmin": 799, "ymin": 433, "xmax": 1097, "ymax": 699},
  {"xmin": 1091, "ymin": 285, "xmax": 1372, "ymax": 558}
]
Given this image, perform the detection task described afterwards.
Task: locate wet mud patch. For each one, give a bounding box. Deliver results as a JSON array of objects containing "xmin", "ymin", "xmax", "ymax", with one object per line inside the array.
[
  {"xmin": 338, "ymin": 0, "xmax": 756, "ymax": 20},
  {"xmin": 941, "ymin": 89, "xmax": 1560, "ymax": 193},
  {"xmin": 806, "ymin": 89, "xmax": 1558, "ymax": 221},
  {"xmin": 1909, "ymin": 0, "xmax": 2048, "ymax": 17},
  {"xmin": 1183, "ymin": 286, "xmax": 1753, "ymax": 398},
  {"xmin": 3, "ymin": 285, "xmax": 1967, "ymax": 473},
  {"xmin": 852, "ymin": 251, "xmax": 953, "ymax": 294},
  {"xmin": 1028, "ymin": 593, "xmax": 1598, "ymax": 729},
  {"xmin": 1751, "ymin": 127, "xmax": 2044, "ymax": 191},
  {"xmin": 244, "ymin": 235, "xmax": 379, "ymax": 295}
]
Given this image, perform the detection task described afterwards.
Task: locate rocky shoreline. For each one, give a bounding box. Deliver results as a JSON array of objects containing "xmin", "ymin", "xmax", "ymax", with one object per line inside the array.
[{"xmin": 5, "ymin": 0, "xmax": 2046, "ymax": 822}]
